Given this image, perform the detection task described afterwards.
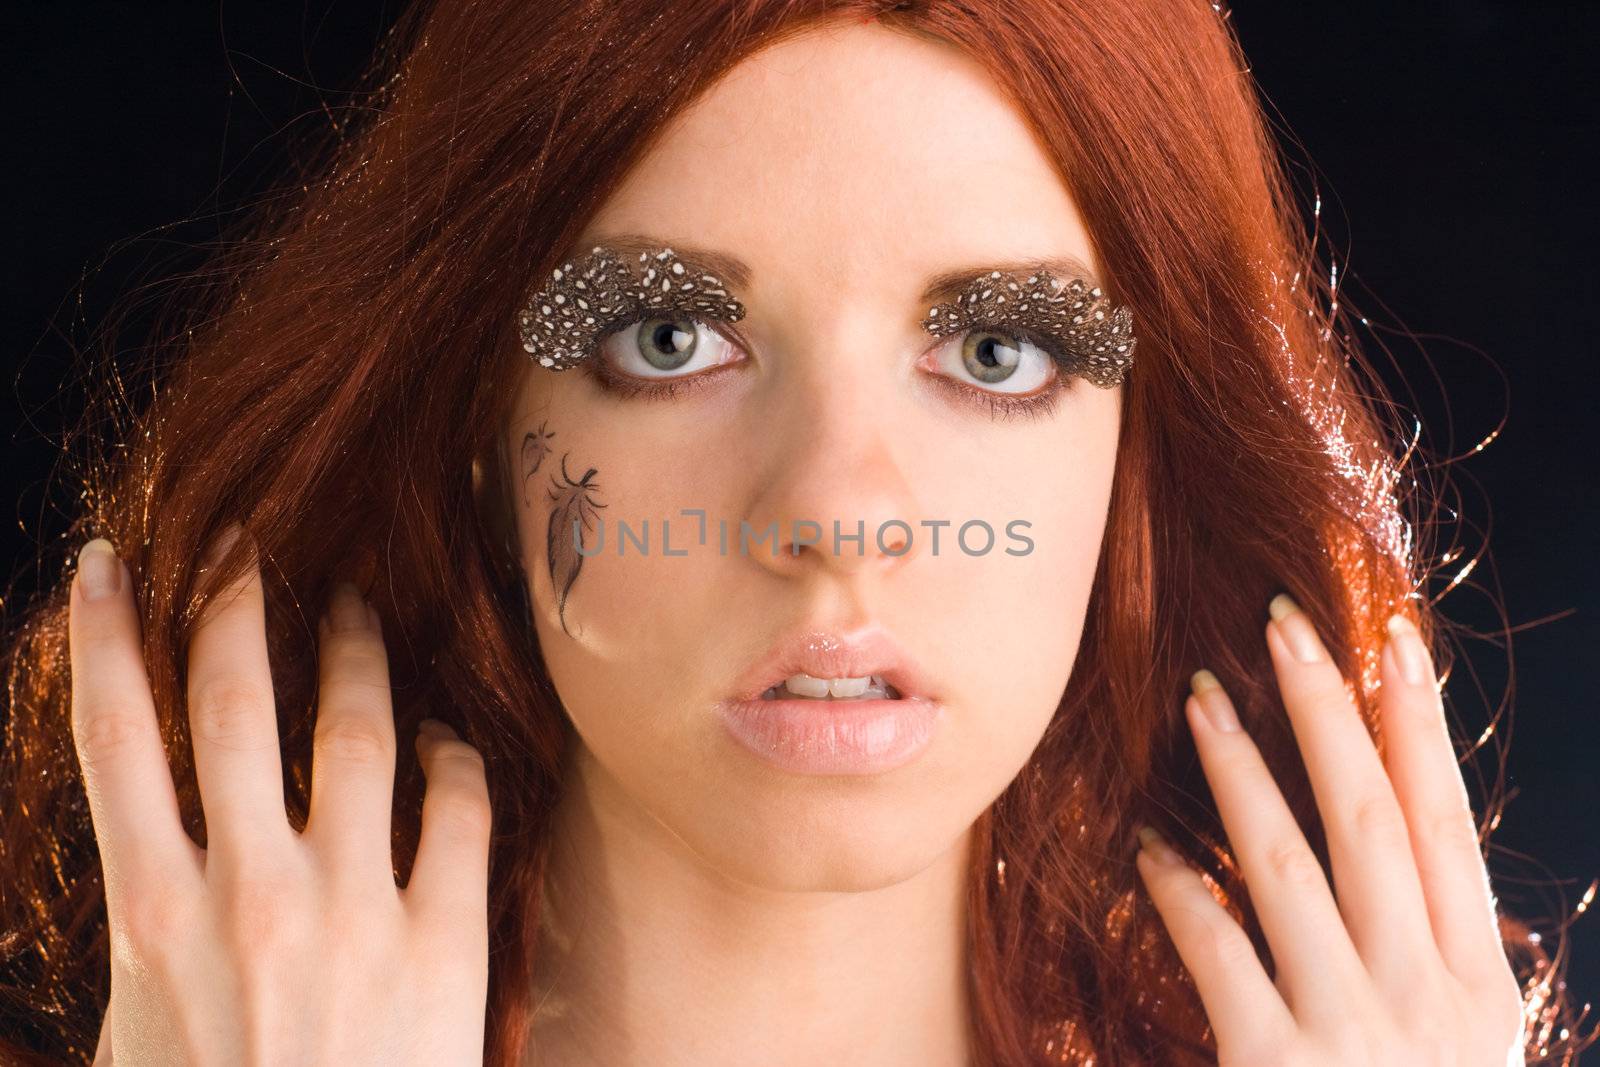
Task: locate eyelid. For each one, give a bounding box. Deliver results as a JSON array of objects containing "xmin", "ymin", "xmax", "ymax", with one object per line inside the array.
[
  {"xmin": 916, "ymin": 325, "xmax": 1062, "ymax": 396},
  {"xmin": 517, "ymin": 244, "xmax": 748, "ymax": 371},
  {"xmin": 918, "ymin": 268, "xmax": 1137, "ymax": 390},
  {"xmin": 597, "ymin": 312, "xmax": 748, "ymax": 381}
]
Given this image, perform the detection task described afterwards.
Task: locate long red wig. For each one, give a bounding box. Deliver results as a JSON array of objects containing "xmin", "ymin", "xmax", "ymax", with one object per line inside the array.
[{"xmin": 1, "ymin": 1, "xmax": 1590, "ymax": 1062}]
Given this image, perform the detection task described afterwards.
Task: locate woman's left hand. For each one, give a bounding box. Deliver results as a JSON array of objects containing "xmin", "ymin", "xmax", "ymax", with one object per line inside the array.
[{"xmin": 1135, "ymin": 593, "xmax": 1527, "ymax": 1066}]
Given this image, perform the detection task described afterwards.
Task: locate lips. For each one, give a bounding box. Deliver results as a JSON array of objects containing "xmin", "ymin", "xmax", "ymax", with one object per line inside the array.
[
  {"xmin": 717, "ymin": 623, "xmax": 944, "ymax": 775},
  {"xmin": 725, "ymin": 624, "xmax": 936, "ymax": 703}
]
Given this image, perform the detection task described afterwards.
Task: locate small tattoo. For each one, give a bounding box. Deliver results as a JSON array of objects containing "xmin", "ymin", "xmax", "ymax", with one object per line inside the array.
[
  {"xmin": 519, "ymin": 420, "xmax": 557, "ymax": 506},
  {"xmin": 546, "ymin": 453, "xmax": 607, "ymax": 637}
]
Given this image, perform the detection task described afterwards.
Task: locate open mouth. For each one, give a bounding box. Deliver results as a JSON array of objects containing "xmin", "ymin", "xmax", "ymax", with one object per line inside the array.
[{"xmin": 759, "ymin": 672, "xmax": 905, "ymax": 701}]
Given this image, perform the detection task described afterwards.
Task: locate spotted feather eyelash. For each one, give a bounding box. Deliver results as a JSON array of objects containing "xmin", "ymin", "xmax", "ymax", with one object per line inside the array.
[
  {"xmin": 516, "ymin": 245, "xmax": 1138, "ymax": 390},
  {"xmin": 517, "ymin": 245, "xmax": 746, "ymax": 371},
  {"xmin": 920, "ymin": 270, "xmax": 1137, "ymax": 390}
]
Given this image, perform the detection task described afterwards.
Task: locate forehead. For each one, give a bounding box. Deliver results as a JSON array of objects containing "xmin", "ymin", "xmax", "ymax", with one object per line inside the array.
[{"xmin": 575, "ymin": 20, "xmax": 1099, "ymax": 304}]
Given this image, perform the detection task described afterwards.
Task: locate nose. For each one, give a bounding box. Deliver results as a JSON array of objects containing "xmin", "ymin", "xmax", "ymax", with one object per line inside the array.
[{"xmin": 740, "ymin": 359, "xmax": 922, "ymax": 582}]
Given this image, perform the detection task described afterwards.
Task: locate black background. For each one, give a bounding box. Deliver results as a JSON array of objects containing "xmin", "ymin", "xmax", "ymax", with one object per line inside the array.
[{"xmin": 4, "ymin": 0, "xmax": 1596, "ymax": 1022}]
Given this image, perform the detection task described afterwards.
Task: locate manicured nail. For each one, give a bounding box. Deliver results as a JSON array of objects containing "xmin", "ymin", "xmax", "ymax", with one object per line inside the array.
[
  {"xmin": 1267, "ymin": 592, "xmax": 1299, "ymax": 622},
  {"xmin": 1138, "ymin": 826, "xmax": 1183, "ymax": 866},
  {"xmin": 1189, "ymin": 669, "xmax": 1240, "ymax": 732},
  {"xmin": 417, "ymin": 718, "xmax": 453, "ymax": 741},
  {"xmin": 1268, "ymin": 593, "xmax": 1326, "ymax": 664},
  {"xmin": 77, "ymin": 538, "xmax": 121, "ymax": 601},
  {"xmin": 1384, "ymin": 613, "xmax": 1428, "ymax": 686}
]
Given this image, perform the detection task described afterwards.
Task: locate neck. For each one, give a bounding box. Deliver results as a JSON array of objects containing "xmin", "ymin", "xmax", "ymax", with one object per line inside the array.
[{"xmin": 525, "ymin": 741, "xmax": 975, "ymax": 1066}]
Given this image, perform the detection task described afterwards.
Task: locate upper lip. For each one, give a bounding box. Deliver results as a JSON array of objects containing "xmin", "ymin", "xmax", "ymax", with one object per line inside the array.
[{"xmin": 725, "ymin": 624, "xmax": 936, "ymax": 702}]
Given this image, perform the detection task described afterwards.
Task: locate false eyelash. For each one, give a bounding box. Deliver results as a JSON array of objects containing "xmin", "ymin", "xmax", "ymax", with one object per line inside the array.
[
  {"xmin": 958, "ymin": 318, "xmax": 1089, "ymax": 381},
  {"xmin": 517, "ymin": 245, "xmax": 748, "ymax": 371},
  {"xmin": 920, "ymin": 270, "xmax": 1137, "ymax": 391},
  {"xmin": 922, "ymin": 318, "xmax": 1083, "ymax": 421}
]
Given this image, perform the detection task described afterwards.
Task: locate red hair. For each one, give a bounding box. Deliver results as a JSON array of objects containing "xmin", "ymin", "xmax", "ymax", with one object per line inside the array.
[{"xmin": 1, "ymin": 1, "xmax": 1591, "ymax": 1062}]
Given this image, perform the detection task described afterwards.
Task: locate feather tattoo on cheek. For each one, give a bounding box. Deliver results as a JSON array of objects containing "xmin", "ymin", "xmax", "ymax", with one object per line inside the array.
[
  {"xmin": 520, "ymin": 420, "xmax": 556, "ymax": 504},
  {"xmin": 547, "ymin": 455, "xmax": 605, "ymax": 636},
  {"xmin": 518, "ymin": 420, "xmax": 607, "ymax": 637}
]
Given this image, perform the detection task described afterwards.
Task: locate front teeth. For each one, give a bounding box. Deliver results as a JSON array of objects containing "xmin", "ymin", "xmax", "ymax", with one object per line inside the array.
[{"xmin": 762, "ymin": 673, "xmax": 900, "ymax": 700}]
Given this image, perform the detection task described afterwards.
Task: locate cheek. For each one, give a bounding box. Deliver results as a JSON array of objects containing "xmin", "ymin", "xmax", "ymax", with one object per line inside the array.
[
  {"xmin": 512, "ymin": 387, "xmax": 1119, "ymax": 888},
  {"xmin": 921, "ymin": 424, "xmax": 1116, "ymax": 778},
  {"xmin": 514, "ymin": 421, "xmax": 737, "ymax": 718}
]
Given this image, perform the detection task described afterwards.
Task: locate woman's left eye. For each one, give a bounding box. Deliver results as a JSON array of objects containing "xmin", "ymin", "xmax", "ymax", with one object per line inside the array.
[
  {"xmin": 917, "ymin": 326, "xmax": 1060, "ymax": 396},
  {"xmin": 598, "ymin": 314, "xmax": 743, "ymax": 381}
]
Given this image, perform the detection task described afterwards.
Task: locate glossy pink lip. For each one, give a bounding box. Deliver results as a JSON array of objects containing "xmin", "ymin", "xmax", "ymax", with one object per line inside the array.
[
  {"xmin": 724, "ymin": 625, "xmax": 938, "ymax": 702},
  {"xmin": 716, "ymin": 626, "xmax": 945, "ymax": 776}
]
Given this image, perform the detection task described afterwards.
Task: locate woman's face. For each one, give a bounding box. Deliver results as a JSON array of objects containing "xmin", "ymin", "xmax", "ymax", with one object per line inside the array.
[{"xmin": 505, "ymin": 21, "xmax": 1122, "ymax": 891}]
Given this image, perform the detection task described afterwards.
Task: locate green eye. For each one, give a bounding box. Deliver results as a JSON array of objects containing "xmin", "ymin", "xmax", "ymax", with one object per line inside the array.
[
  {"xmin": 634, "ymin": 317, "xmax": 701, "ymax": 372},
  {"xmin": 932, "ymin": 325, "xmax": 1058, "ymax": 395},
  {"xmin": 596, "ymin": 310, "xmax": 744, "ymax": 384},
  {"xmin": 960, "ymin": 330, "xmax": 1031, "ymax": 384}
]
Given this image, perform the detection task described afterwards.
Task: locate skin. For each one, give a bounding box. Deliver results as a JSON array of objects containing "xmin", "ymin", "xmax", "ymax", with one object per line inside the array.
[
  {"xmin": 506, "ymin": 20, "xmax": 1117, "ymax": 1066},
  {"xmin": 65, "ymin": 18, "xmax": 1522, "ymax": 1067},
  {"xmin": 76, "ymin": 526, "xmax": 491, "ymax": 1065},
  {"xmin": 1145, "ymin": 599, "xmax": 1527, "ymax": 1066}
]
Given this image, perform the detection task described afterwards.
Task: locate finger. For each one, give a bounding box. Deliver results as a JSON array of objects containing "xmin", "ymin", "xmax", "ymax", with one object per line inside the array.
[
  {"xmin": 185, "ymin": 524, "xmax": 291, "ymax": 863},
  {"xmin": 1183, "ymin": 675, "xmax": 1370, "ymax": 1030},
  {"xmin": 1133, "ymin": 825, "xmax": 1294, "ymax": 1055},
  {"xmin": 306, "ymin": 582, "xmax": 398, "ymax": 887},
  {"xmin": 92, "ymin": 996, "xmax": 113, "ymax": 1066},
  {"xmin": 67, "ymin": 538, "xmax": 200, "ymax": 896},
  {"xmin": 1377, "ymin": 611, "xmax": 1508, "ymax": 993},
  {"xmin": 1263, "ymin": 594, "xmax": 1443, "ymax": 987},
  {"xmin": 406, "ymin": 720, "xmax": 492, "ymax": 925}
]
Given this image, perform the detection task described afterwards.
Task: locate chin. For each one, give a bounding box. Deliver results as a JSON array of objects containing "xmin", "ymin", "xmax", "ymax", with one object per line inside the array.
[{"xmin": 667, "ymin": 752, "xmax": 986, "ymax": 894}]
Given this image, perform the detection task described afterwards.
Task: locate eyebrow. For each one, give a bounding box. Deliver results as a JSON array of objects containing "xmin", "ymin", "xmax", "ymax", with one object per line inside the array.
[{"xmin": 574, "ymin": 231, "xmax": 1104, "ymax": 307}]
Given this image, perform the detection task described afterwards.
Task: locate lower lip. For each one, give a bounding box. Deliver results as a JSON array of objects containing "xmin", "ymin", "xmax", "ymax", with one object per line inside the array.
[{"xmin": 717, "ymin": 694, "xmax": 943, "ymax": 776}]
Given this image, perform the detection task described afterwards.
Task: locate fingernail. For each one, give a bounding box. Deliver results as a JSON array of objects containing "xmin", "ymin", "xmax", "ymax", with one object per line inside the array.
[
  {"xmin": 1267, "ymin": 592, "xmax": 1298, "ymax": 622},
  {"xmin": 202, "ymin": 523, "xmax": 244, "ymax": 567},
  {"xmin": 77, "ymin": 538, "xmax": 121, "ymax": 601},
  {"xmin": 1137, "ymin": 826, "xmax": 1183, "ymax": 866},
  {"xmin": 1268, "ymin": 593, "xmax": 1326, "ymax": 664},
  {"xmin": 1189, "ymin": 669, "xmax": 1240, "ymax": 732},
  {"xmin": 1384, "ymin": 613, "xmax": 1428, "ymax": 686},
  {"xmin": 417, "ymin": 718, "xmax": 453, "ymax": 741},
  {"xmin": 328, "ymin": 581, "xmax": 370, "ymax": 633}
]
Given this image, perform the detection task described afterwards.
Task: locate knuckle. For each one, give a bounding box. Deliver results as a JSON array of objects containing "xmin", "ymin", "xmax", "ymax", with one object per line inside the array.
[
  {"xmin": 1426, "ymin": 805, "xmax": 1483, "ymax": 854},
  {"xmin": 426, "ymin": 789, "xmax": 493, "ymax": 839},
  {"xmin": 191, "ymin": 677, "xmax": 273, "ymax": 742},
  {"xmin": 73, "ymin": 703, "xmax": 149, "ymax": 770},
  {"xmin": 313, "ymin": 716, "xmax": 393, "ymax": 765},
  {"xmin": 216, "ymin": 874, "xmax": 300, "ymax": 951},
  {"xmin": 115, "ymin": 886, "xmax": 186, "ymax": 952},
  {"xmin": 1263, "ymin": 837, "xmax": 1325, "ymax": 888},
  {"xmin": 1208, "ymin": 921, "xmax": 1261, "ymax": 973},
  {"xmin": 427, "ymin": 738, "xmax": 487, "ymax": 772},
  {"xmin": 1390, "ymin": 981, "xmax": 1456, "ymax": 1050},
  {"xmin": 323, "ymin": 631, "xmax": 390, "ymax": 672},
  {"xmin": 1347, "ymin": 791, "xmax": 1409, "ymax": 847},
  {"xmin": 1297, "ymin": 669, "xmax": 1350, "ymax": 707}
]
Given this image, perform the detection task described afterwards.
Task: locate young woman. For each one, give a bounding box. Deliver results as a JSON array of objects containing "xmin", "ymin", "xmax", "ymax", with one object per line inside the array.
[{"xmin": 0, "ymin": 1, "xmax": 1585, "ymax": 1063}]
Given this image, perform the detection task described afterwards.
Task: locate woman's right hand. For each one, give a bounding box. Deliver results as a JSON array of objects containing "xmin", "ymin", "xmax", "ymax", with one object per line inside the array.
[{"xmin": 68, "ymin": 526, "xmax": 491, "ymax": 1065}]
